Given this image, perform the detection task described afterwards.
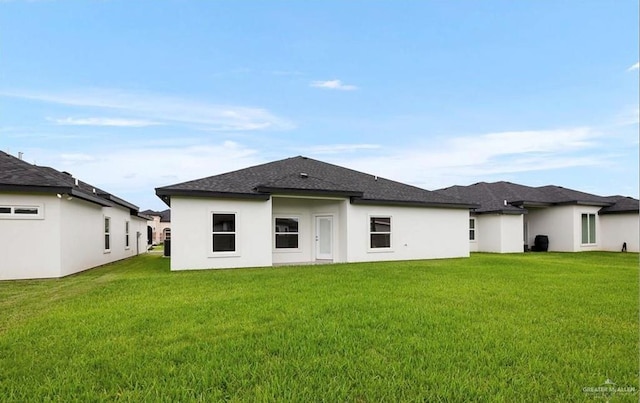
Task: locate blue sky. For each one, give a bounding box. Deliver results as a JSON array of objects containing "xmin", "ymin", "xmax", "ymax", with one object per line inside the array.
[{"xmin": 1, "ymin": 1, "xmax": 638, "ymax": 211}]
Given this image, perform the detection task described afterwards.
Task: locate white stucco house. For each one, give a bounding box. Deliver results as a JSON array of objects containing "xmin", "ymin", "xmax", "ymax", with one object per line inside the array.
[
  {"xmin": 0, "ymin": 151, "xmax": 149, "ymax": 280},
  {"xmin": 438, "ymin": 181, "xmax": 639, "ymax": 253},
  {"xmin": 142, "ymin": 209, "xmax": 171, "ymax": 245},
  {"xmin": 155, "ymin": 156, "xmax": 477, "ymax": 271}
]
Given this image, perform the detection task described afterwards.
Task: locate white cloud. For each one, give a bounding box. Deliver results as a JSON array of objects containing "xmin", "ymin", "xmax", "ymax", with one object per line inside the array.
[
  {"xmin": 332, "ymin": 127, "xmax": 609, "ymax": 190},
  {"xmin": 18, "ymin": 126, "xmax": 617, "ymax": 210},
  {"xmin": 615, "ymin": 105, "xmax": 640, "ymax": 126},
  {"xmin": 310, "ymin": 80, "xmax": 358, "ymax": 91},
  {"xmin": 50, "ymin": 117, "xmax": 162, "ymax": 127},
  {"xmin": 627, "ymin": 62, "xmax": 639, "ymax": 72},
  {"xmin": 1, "ymin": 88, "xmax": 295, "ymax": 131}
]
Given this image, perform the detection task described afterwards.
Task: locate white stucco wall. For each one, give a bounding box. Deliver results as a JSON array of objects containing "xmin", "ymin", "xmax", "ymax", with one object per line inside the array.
[
  {"xmin": 1, "ymin": 193, "xmax": 147, "ymax": 280},
  {"xmin": 271, "ymin": 196, "xmax": 347, "ymax": 264},
  {"xmin": 600, "ymin": 213, "xmax": 639, "ymax": 252},
  {"xmin": 526, "ymin": 205, "xmax": 603, "ymax": 252},
  {"xmin": 476, "ymin": 214, "xmax": 523, "ymax": 253},
  {"xmin": 0, "ymin": 193, "xmax": 62, "ymax": 280},
  {"xmin": 345, "ymin": 204, "xmax": 469, "ymax": 262},
  {"xmin": 170, "ymin": 196, "xmax": 273, "ymax": 270},
  {"xmin": 60, "ymin": 199, "xmax": 146, "ymax": 276}
]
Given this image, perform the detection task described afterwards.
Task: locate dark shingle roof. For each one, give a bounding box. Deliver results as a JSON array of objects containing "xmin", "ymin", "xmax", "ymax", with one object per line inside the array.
[
  {"xmin": 599, "ymin": 196, "xmax": 640, "ymax": 214},
  {"xmin": 0, "ymin": 150, "xmax": 140, "ymax": 212},
  {"xmin": 156, "ymin": 156, "xmax": 476, "ymax": 209},
  {"xmin": 142, "ymin": 209, "xmax": 171, "ymax": 222},
  {"xmin": 437, "ymin": 181, "xmax": 639, "ymax": 215}
]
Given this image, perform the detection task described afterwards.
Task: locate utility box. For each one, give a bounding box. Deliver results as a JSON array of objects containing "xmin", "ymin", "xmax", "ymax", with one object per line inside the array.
[{"xmin": 164, "ymin": 240, "xmax": 171, "ymax": 257}]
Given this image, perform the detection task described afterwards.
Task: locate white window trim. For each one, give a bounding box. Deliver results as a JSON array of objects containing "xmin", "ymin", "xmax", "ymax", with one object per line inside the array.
[
  {"xmin": 209, "ymin": 211, "xmax": 240, "ymax": 258},
  {"xmin": 581, "ymin": 213, "xmax": 597, "ymax": 245},
  {"xmin": 273, "ymin": 215, "xmax": 301, "ymax": 253},
  {"xmin": 469, "ymin": 217, "xmax": 477, "ymax": 242},
  {"xmin": 368, "ymin": 215, "xmax": 393, "ymax": 252},
  {"xmin": 104, "ymin": 216, "xmax": 111, "ymax": 253},
  {"xmin": 125, "ymin": 221, "xmax": 130, "ymax": 250},
  {"xmin": 0, "ymin": 204, "xmax": 44, "ymax": 220}
]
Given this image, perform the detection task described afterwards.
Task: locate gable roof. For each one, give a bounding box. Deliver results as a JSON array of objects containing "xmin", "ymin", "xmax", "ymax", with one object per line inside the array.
[
  {"xmin": 0, "ymin": 150, "xmax": 140, "ymax": 213},
  {"xmin": 156, "ymin": 156, "xmax": 476, "ymax": 209},
  {"xmin": 437, "ymin": 181, "xmax": 639, "ymax": 215}
]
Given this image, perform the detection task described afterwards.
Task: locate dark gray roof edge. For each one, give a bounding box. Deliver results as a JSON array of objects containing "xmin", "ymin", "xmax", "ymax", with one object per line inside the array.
[
  {"xmin": 69, "ymin": 189, "xmax": 114, "ymax": 207},
  {"xmin": 155, "ymin": 188, "xmax": 271, "ymax": 201},
  {"xmin": 98, "ymin": 192, "xmax": 139, "ymax": 211},
  {"xmin": 135, "ymin": 212, "xmax": 152, "ymax": 220},
  {"xmin": 0, "ymin": 184, "xmax": 71, "ymax": 195},
  {"xmin": 0, "ymin": 184, "xmax": 115, "ymax": 208},
  {"xmin": 598, "ymin": 209, "xmax": 639, "ymax": 215},
  {"xmin": 255, "ymin": 186, "xmax": 363, "ymax": 198},
  {"xmin": 472, "ymin": 208, "xmax": 527, "ymax": 215},
  {"xmin": 351, "ymin": 198, "xmax": 478, "ymax": 209}
]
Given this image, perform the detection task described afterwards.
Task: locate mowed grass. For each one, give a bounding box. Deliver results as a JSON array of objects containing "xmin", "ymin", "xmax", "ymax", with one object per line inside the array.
[{"xmin": 0, "ymin": 253, "xmax": 637, "ymax": 402}]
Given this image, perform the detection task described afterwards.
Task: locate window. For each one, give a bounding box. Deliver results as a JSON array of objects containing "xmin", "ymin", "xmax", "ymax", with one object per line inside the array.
[
  {"xmin": 581, "ymin": 213, "xmax": 596, "ymax": 244},
  {"xmin": 469, "ymin": 218, "xmax": 476, "ymax": 241},
  {"xmin": 0, "ymin": 205, "xmax": 43, "ymax": 219},
  {"xmin": 212, "ymin": 213, "xmax": 236, "ymax": 252},
  {"xmin": 125, "ymin": 221, "xmax": 130, "ymax": 249},
  {"xmin": 104, "ymin": 217, "xmax": 111, "ymax": 252},
  {"xmin": 370, "ymin": 216, "xmax": 391, "ymax": 248},
  {"xmin": 275, "ymin": 217, "xmax": 299, "ymax": 249}
]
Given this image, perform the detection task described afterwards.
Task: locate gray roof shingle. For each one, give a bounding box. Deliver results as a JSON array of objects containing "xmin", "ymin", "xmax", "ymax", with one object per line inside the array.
[
  {"xmin": 0, "ymin": 150, "xmax": 139, "ymax": 212},
  {"xmin": 156, "ymin": 156, "xmax": 476, "ymax": 208},
  {"xmin": 437, "ymin": 181, "xmax": 639, "ymax": 215}
]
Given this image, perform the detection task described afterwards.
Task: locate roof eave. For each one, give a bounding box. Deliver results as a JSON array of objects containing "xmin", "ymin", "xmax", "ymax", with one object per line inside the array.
[
  {"xmin": 0, "ymin": 184, "xmax": 71, "ymax": 195},
  {"xmin": 473, "ymin": 209, "xmax": 526, "ymax": 215},
  {"xmin": 69, "ymin": 189, "xmax": 114, "ymax": 207},
  {"xmin": 255, "ymin": 186, "xmax": 363, "ymax": 198},
  {"xmin": 0, "ymin": 184, "xmax": 115, "ymax": 208},
  {"xmin": 598, "ymin": 209, "xmax": 639, "ymax": 215},
  {"xmin": 155, "ymin": 188, "xmax": 271, "ymax": 206},
  {"xmin": 352, "ymin": 198, "xmax": 478, "ymax": 209},
  {"xmin": 97, "ymin": 192, "xmax": 139, "ymax": 212}
]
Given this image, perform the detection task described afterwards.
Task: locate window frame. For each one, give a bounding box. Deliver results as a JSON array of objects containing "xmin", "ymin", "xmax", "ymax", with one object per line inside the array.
[
  {"xmin": 125, "ymin": 221, "xmax": 130, "ymax": 249},
  {"xmin": 581, "ymin": 213, "xmax": 597, "ymax": 245},
  {"xmin": 104, "ymin": 216, "xmax": 111, "ymax": 253},
  {"xmin": 0, "ymin": 204, "xmax": 44, "ymax": 220},
  {"xmin": 469, "ymin": 217, "xmax": 476, "ymax": 241},
  {"xmin": 369, "ymin": 215, "xmax": 392, "ymax": 251},
  {"xmin": 274, "ymin": 216, "xmax": 301, "ymax": 251},
  {"xmin": 210, "ymin": 212, "xmax": 238, "ymax": 256}
]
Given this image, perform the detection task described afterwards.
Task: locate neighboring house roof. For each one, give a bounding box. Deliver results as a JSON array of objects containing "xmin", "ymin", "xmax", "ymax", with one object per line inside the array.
[
  {"xmin": 141, "ymin": 209, "xmax": 171, "ymax": 222},
  {"xmin": 599, "ymin": 196, "xmax": 640, "ymax": 214},
  {"xmin": 156, "ymin": 156, "xmax": 477, "ymax": 209},
  {"xmin": 0, "ymin": 150, "xmax": 141, "ymax": 213},
  {"xmin": 437, "ymin": 181, "xmax": 639, "ymax": 215}
]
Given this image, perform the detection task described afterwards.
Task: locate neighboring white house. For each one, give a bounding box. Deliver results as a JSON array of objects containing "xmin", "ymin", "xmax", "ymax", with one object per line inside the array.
[
  {"xmin": 155, "ymin": 156, "xmax": 477, "ymax": 271},
  {"xmin": 438, "ymin": 181, "xmax": 639, "ymax": 253},
  {"xmin": 142, "ymin": 209, "xmax": 171, "ymax": 245},
  {"xmin": 0, "ymin": 151, "xmax": 148, "ymax": 280}
]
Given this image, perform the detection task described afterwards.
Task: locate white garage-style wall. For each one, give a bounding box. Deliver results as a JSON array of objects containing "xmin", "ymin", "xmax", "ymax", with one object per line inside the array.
[
  {"xmin": 600, "ymin": 213, "xmax": 639, "ymax": 253},
  {"xmin": 476, "ymin": 214, "xmax": 523, "ymax": 253},
  {"xmin": 170, "ymin": 196, "xmax": 273, "ymax": 270},
  {"xmin": 345, "ymin": 204, "xmax": 469, "ymax": 262}
]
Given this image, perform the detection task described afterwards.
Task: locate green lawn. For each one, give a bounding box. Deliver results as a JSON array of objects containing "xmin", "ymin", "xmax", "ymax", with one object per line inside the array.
[{"xmin": 0, "ymin": 253, "xmax": 637, "ymax": 402}]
